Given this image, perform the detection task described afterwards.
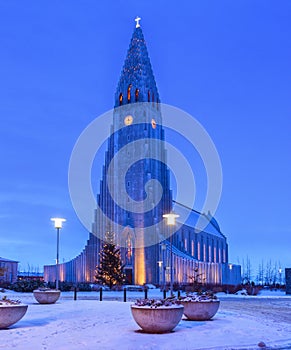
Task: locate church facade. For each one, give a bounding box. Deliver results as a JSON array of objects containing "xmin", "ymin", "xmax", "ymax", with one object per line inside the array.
[{"xmin": 44, "ymin": 21, "xmax": 241, "ymax": 286}]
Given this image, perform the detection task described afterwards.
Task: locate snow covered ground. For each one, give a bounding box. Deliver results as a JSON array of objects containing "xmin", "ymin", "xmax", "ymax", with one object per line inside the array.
[{"xmin": 1, "ymin": 289, "xmax": 291, "ymax": 350}]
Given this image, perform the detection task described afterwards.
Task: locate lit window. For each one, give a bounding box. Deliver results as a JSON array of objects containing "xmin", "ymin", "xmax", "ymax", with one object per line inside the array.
[
  {"xmin": 127, "ymin": 84, "xmax": 132, "ymax": 102},
  {"xmin": 197, "ymin": 242, "xmax": 201, "ymax": 260},
  {"xmin": 135, "ymin": 89, "xmax": 139, "ymax": 102},
  {"xmin": 126, "ymin": 233, "xmax": 133, "ymax": 264},
  {"xmin": 119, "ymin": 93, "xmax": 123, "ymax": 106}
]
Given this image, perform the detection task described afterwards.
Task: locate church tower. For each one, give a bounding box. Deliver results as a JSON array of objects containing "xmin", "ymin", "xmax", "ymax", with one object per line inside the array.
[
  {"xmin": 93, "ymin": 19, "xmax": 172, "ymax": 284},
  {"xmin": 44, "ymin": 19, "xmax": 240, "ymax": 287}
]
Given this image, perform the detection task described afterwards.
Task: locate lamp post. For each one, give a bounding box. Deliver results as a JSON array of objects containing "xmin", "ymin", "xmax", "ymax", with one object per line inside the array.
[
  {"xmin": 163, "ymin": 213, "xmax": 179, "ymax": 296},
  {"xmin": 157, "ymin": 260, "xmax": 163, "ymax": 287},
  {"xmin": 161, "ymin": 243, "xmax": 166, "ymax": 291},
  {"xmin": 51, "ymin": 218, "xmax": 66, "ymax": 290}
]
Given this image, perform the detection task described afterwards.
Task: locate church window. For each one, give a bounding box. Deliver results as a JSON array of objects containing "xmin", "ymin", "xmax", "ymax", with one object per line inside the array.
[
  {"xmin": 148, "ymin": 90, "xmax": 150, "ymax": 102},
  {"xmin": 125, "ymin": 233, "xmax": 133, "ymax": 265},
  {"xmin": 119, "ymin": 93, "xmax": 123, "ymax": 105},
  {"xmin": 127, "ymin": 84, "xmax": 132, "ymax": 102},
  {"xmin": 152, "ymin": 93, "xmax": 155, "ymax": 102},
  {"xmin": 135, "ymin": 89, "xmax": 139, "ymax": 102},
  {"xmin": 197, "ymin": 242, "xmax": 201, "ymax": 260}
]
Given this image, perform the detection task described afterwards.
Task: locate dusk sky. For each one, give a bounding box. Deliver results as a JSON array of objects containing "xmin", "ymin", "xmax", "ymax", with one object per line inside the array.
[{"xmin": 0, "ymin": 1, "xmax": 290, "ymax": 279}]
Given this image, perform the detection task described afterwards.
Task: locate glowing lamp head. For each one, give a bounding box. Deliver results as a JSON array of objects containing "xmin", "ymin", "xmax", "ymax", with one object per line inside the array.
[
  {"xmin": 51, "ymin": 217, "xmax": 66, "ymax": 229},
  {"xmin": 163, "ymin": 213, "xmax": 179, "ymax": 226},
  {"xmin": 229, "ymin": 264, "xmax": 233, "ymax": 270}
]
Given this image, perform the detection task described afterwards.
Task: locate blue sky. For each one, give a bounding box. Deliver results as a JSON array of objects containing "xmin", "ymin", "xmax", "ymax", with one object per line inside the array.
[{"xmin": 0, "ymin": 1, "xmax": 290, "ymax": 279}]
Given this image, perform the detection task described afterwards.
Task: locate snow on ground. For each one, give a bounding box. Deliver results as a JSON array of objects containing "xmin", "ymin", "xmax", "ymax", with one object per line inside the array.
[{"xmin": 1, "ymin": 289, "xmax": 291, "ymax": 350}]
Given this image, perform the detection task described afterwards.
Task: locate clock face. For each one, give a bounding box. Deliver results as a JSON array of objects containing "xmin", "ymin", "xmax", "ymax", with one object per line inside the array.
[
  {"xmin": 124, "ymin": 115, "xmax": 133, "ymax": 126},
  {"xmin": 151, "ymin": 118, "xmax": 157, "ymax": 129}
]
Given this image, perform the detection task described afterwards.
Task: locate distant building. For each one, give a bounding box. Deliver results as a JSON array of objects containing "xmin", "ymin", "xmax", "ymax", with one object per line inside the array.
[
  {"xmin": 0, "ymin": 257, "xmax": 18, "ymax": 284},
  {"xmin": 285, "ymin": 268, "xmax": 291, "ymax": 295},
  {"xmin": 44, "ymin": 20, "xmax": 241, "ymax": 286},
  {"xmin": 17, "ymin": 271, "xmax": 44, "ymax": 281}
]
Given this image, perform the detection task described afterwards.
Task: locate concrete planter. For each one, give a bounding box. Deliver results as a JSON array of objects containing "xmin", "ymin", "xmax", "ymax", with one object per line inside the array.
[
  {"xmin": 180, "ymin": 300, "xmax": 220, "ymax": 320},
  {"xmin": 131, "ymin": 304, "xmax": 184, "ymax": 333},
  {"xmin": 33, "ymin": 289, "xmax": 61, "ymax": 304},
  {"xmin": 0, "ymin": 304, "xmax": 28, "ymax": 329}
]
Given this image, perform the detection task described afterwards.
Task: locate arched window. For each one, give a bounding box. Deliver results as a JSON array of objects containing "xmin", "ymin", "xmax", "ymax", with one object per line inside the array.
[
  {"xmin": 135, "ymin": 89, "xmax": 139, "ymax": 102},
  {"xmin": 148, "ymin": 90, "xmax": 150, "ymax": 102},
  {"xmin": 125, "ymin": 233, "xmax": 133, "ymax": 265},
  {"xmin": 152, "ymin": 92, "xmax": 155, "ymax": 102},
  {"xmin": 127, "ymin": 84, "xmax": 132, "ymax": 102},
  {"xmin": 197, "ymin": 242, "xmax": 201, "ymax": 260},
  {"xmin": 119, "ymin": 93, "xmax": 123, "ymax": 106}
]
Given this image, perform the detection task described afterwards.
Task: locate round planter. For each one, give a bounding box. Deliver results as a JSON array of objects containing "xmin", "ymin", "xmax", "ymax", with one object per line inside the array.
[
  {"xmin": 180, "ymin": 300, "xmax": 220, "ymax": 320},
  {"xmin": 131, "ymin": 304, "xmax": 184, "ymax": 333},
  {"xmin": 0, "ymin": 304, "xmax": 28, "ymax": 329},
  {"xmin": 33, "ymin": 289, "xmax": 61, "ymax": 304}
]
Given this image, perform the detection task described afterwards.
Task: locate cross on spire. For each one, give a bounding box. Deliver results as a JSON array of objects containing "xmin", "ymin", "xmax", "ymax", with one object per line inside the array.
[{"xmin": 135, "ymin": 16, "xmax": 141, "ymax": 28}]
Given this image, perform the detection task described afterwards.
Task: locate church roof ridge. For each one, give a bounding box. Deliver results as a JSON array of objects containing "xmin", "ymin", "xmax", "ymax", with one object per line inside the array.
[{"xmin": 173, "ymin": 200, "xmax": 226, "ymax": 238}]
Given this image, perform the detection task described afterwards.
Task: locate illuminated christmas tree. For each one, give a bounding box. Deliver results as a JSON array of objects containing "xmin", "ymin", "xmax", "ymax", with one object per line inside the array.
[{"xmin": 95, "ymin": 231, "xmax": 125, "ymax": 289}]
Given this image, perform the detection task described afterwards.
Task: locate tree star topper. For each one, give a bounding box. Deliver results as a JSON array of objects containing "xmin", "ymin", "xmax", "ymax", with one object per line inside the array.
[{"xmin": 135, "ymin": 16, "xmax": 141, "ymax": 28}]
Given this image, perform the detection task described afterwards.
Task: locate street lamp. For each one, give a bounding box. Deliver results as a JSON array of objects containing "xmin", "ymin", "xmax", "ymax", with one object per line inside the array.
[
  {"xmin": 51, "ymin": 217, "xmax": 66, "ymax": 290},
  {"xmin": 163, "ymin": 213, "xmax": 179, "ymax": 296},
  {"xmin": 157, "ymin": 260, "xmax": 163, "ymax": 287},
  {"xmin": 278, "ymin": 268, "xmax": 282, "ymax": 286},
  {"xmin": 160, "ymin": 243, "xmax": 167, "ymax": 291}
]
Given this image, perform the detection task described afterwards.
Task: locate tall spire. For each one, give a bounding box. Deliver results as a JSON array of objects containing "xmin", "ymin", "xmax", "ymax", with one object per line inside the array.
[{"xmin": 115, "ymin": 19, "xmax": 160, "ymax": 107}]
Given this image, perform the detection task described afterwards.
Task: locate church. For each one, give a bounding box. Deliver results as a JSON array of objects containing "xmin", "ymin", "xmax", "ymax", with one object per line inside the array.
[{"xmin": 44, "ymin": 19, "xmax": 241, "ymax": 286}]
